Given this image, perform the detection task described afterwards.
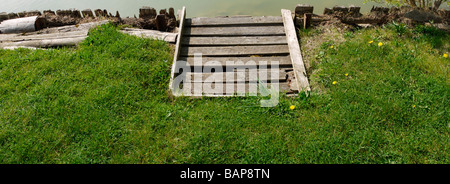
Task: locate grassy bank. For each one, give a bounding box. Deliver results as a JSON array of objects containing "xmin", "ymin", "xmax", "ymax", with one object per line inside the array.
[{"xmin": 0, "ymin": 24, "xmax": 448, "ymax": 164}]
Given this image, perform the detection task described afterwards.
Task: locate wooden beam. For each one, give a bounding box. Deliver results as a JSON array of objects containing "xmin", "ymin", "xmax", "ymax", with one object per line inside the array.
[
  {"xmin": 186, "ymin": 69, "xmax": 287, "ymax": 83},
  {"xmin": 180, "ymin": 45, "xmax": 289, "ymax": 57},
  {"xmin": 186, "ymin": 16, "xmax": 283, "ymax": 26},
  {"xmin": 281, "ymin": 9, "xmax": 310, "ymax": 92},
  {"xmin": 169, "ymin": 6, "xmax": 186, "ymax": 96},
  {"xmin": 184, "ymin": 26, "xmax": 285, "ymax": 36},
  {"xmin": 181, "ymin": 56, "xmax": 293, "ymax": 67},
  {"xmin": 182, "ymin": 36, "xmax": 287, "ymax": 46},
  {"xmin": 182, "ymin": 82, "xmax": 291, "ymax": 95}
]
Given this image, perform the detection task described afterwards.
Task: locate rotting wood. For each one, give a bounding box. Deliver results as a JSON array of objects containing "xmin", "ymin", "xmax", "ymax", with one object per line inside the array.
[
  {"xmin": 181, "ymin": 36, "xmax": 287, "ymax": 46},
  {"xmin": 184, "ymin": 26, "xmax": 285, "ymax": 36},
  {"xmin": 281, "ymin": 9, "xmax": 311, "ymax": 92},
  {"xmin": 180, "ymin": 45, "xmax": 290, "ymax": 57},
  {"xmin": 169, "ymin": 6, "xmax": 186, "ymax": 95}
]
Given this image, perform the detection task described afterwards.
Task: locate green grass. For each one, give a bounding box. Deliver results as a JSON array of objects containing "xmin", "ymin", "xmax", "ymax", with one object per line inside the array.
[{"xmin": 0, "ymin": 24, "xmax": 448, "ymax": 164}]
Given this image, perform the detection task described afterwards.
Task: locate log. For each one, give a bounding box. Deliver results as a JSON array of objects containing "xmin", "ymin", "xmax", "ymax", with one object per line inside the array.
[
  {"xmin": 0, "ymin": 37, "xmax": 86, "ymax": 49},
  {"xmin": 120, "ymin": 28, "xmax": 177, "ymax": 43},
  {"xmin": 0, "ymin": 16, "xmax": 46, "ymax": 34}
]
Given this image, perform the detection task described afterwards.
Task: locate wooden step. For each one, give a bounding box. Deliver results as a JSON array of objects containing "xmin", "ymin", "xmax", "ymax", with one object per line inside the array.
[
  {"xmin": 186, "ymin": 69, "xmax": 287, "ymax": 83},
  {"xmin": 182, "ymin": 82, "xmax": 292, "ymax": 95},
  {"xmin": 180, "ymin": 45, "xmax": 289, "ymax": 57},
  {"xmin": 182, "ymin": 36, "xmax": 287, "ymax": 46},
  {"xmin": 186, "ymin": 16, "xmax": 283, "ymax": 26},
  {"xmin": 180, "ymin": 56, "xmax": 293, "ymax": 67},
  {"xmin": 184, "ymin": 26, "xmax": 285, "ymax": 36}
]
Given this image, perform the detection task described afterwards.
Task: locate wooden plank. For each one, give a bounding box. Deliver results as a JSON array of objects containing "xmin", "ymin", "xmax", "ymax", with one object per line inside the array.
[
  {"xmin": 120, "ymin": 28, "xmax": 177, "ymax": 43},
  {"xmin": 181, "ymin": 56, "xmax": 293, "ymax": 67},
  {"xmin": 186, "ymin": 69, "xmax": 287, "ymax": 83},
  {"xmin": 282, "ymin": 9, "xmax": 311, "ymax": 92},
  {"xmin": 169, "ymin": 6, "xmax": 186, "ymax": 95},
  {"xmin": 180, "ymin": 45, "xmax": 289, "ymax": 57},
  {"xmin": 182, "ymin": 82, "xmax": 291, "ymax": 95},
  {"xmin": 184, "ymin": 26, "xmax": 285, "ymax": 36},
  {"xmin": 181, "ymin": 36, "xmax": 287, "ymax": 46},
  {"xmin": 186, "ymin": 16, "xmax": 283, "ymax": 26}
]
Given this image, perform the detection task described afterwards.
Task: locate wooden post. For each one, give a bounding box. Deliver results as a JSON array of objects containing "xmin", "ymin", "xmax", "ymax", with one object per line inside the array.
[
  {"xmin": 0, "ymin": 12, "xmax": 8, "ymax": 23},
  {"xmin": 156, "ymin": 14, "xmax": 167, "ymax": 31},
  {"xmin": 82, "ymin": 9, "xmax": 94, "ymax": 18},
  {"xmin": 303, "ymin": 13, "xmax": 312, "ymax": 29}
]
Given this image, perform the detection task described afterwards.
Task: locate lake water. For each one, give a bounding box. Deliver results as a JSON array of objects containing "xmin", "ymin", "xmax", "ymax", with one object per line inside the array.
[{"xmin": 0, "ymin": 0, "xmax": 448, "ymax": 18}]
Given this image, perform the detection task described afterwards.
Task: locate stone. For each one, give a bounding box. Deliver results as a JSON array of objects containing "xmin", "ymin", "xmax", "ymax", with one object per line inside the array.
[{"xmin": 295, "ymin": 4, "xmax": 314, "ymax": 16}]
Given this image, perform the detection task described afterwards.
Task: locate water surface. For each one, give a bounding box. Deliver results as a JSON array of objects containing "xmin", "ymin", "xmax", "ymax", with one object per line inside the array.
[{"xmin": 0, "ymin": 0, "xmax": 448, "ymax": 18}]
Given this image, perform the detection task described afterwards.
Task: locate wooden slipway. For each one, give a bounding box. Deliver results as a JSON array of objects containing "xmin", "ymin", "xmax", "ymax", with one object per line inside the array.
[{"xmin": 169, "ymin": 7, "xmax": 310, "ymax": 97}]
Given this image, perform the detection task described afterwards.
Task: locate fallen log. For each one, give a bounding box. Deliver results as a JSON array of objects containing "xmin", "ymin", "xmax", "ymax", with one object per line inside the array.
[
  {"xmin": 120, "ymin": 28, "xmax": 177, "ymax": 43},
  {"xmin": 0, "ymin": 37, "xmax": 86, "ymax": 49},
  {"xmin": 0, "ymin": 16, "xmax": 46, "ymax": 34}
]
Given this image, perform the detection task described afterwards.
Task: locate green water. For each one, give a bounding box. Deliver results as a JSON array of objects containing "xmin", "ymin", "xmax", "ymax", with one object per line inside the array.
[{"xmin": 0, "ymin": 0, "xmax": 448, "ymax": 18}]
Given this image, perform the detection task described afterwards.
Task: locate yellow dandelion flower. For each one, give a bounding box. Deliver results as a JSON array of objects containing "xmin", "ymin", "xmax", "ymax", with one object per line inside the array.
[
  {"xmin": 345, "ymin": 73, "xmax": 349, "ymax": 77},
  {"xmin": 290, "ymin": 105, "xmax": 296, "ymax": 110},
  {"xmin": 332, "ymin": 81, "xmax": 337, "ymax": 85},
  {"xmin": 369, "ymin": 40, "xmax": 374, "ymax": 44},
  {"xmin": 330, "ymin": 45, "xmax": 334, "ymax": 49},
  {"xmin": 444, "ymin": 53, "xmax": 448, "ymax": 58},
  {"xmin": 412, "ymin": 105, "xmax": 416, "ymax": 108},
  {"xmin": 378, "ymin": 42, "xmax": 383, "ymax": 47}
]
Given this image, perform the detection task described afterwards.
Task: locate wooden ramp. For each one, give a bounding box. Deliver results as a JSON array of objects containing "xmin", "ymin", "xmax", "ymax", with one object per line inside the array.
[{"xmin": 170, "ymin": 7, "xmax": 310, "ymax": 97}]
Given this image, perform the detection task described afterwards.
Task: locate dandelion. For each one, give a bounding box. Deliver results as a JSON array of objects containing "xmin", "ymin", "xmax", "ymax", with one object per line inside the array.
[
  {"xmin": 290, "ymin": 105, "xmax": 296, "ymax": 110},
  {"xmin": 332, "ymin": 81, "xmax": 337, "ymax": 85},
  {"xmin": 330, "ymin": 45, "xmax": 334, "ymax": 49},
  {"xmin": 378, "ymin": 42, "xmax": 383, "ymax": 47},
  {"xmin": 369, "ymin": 40, "xmax": 374, "ymax": 44},
  {"xmin": 345, "ymin": 73, "xmax": 349, "ymax": 77},
  {"xmin": 444, "ymin": 53, "xmax": 448, "ymax": 58},
  {"xmin": 412, "ymin": 105, "xmax": 416, "ymax": 108}
]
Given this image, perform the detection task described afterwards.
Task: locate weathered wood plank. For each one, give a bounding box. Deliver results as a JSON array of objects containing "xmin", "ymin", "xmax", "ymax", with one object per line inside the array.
[
  {"xmin": 181, "ymin": 36, "xmax": 287, "ymax": 46},
  {"xmin": 186, "ymin": 69, "xmax": 287, "ymax": 83},
  {"xmin": 180, "ymin": 45, "xmax": 289, "ymax": 57},
  {"xmin": 182, "ymin": 82, "xmax": 291, "ymax": 95},
  {"xmin": 186, "ymin": 16, "xmax": 283, "ymax": 26},
  {"xmin": 180, "ymin": 56, "xmax": 293, "ymax": 67},
  {"xmin": 282, "ymin": 9, "xmax": 310, "ymax": 92},
  {"xmin": 120, "ymin": 28, "xmax": 177, "ymax": 43},
  {"xmin": 184, "ymin": 26, "xmax": 285, "ymax": 36},
  {"xmin": 169, "ymin": 6, "xmax": 186, "ymax": 95}
]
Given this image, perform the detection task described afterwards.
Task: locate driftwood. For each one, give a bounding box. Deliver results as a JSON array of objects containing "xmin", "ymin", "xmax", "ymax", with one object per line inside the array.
[
  {"xmin": 120, "ymin": 28, "xmax": 177, "ymax": 43},
  {"xmin": 0, "ymin": 21, "xmax": 108, "ymax": 49},
  {"xmin": 0, "ymin": 16, "xmax": 46, "ymax": 34}
]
